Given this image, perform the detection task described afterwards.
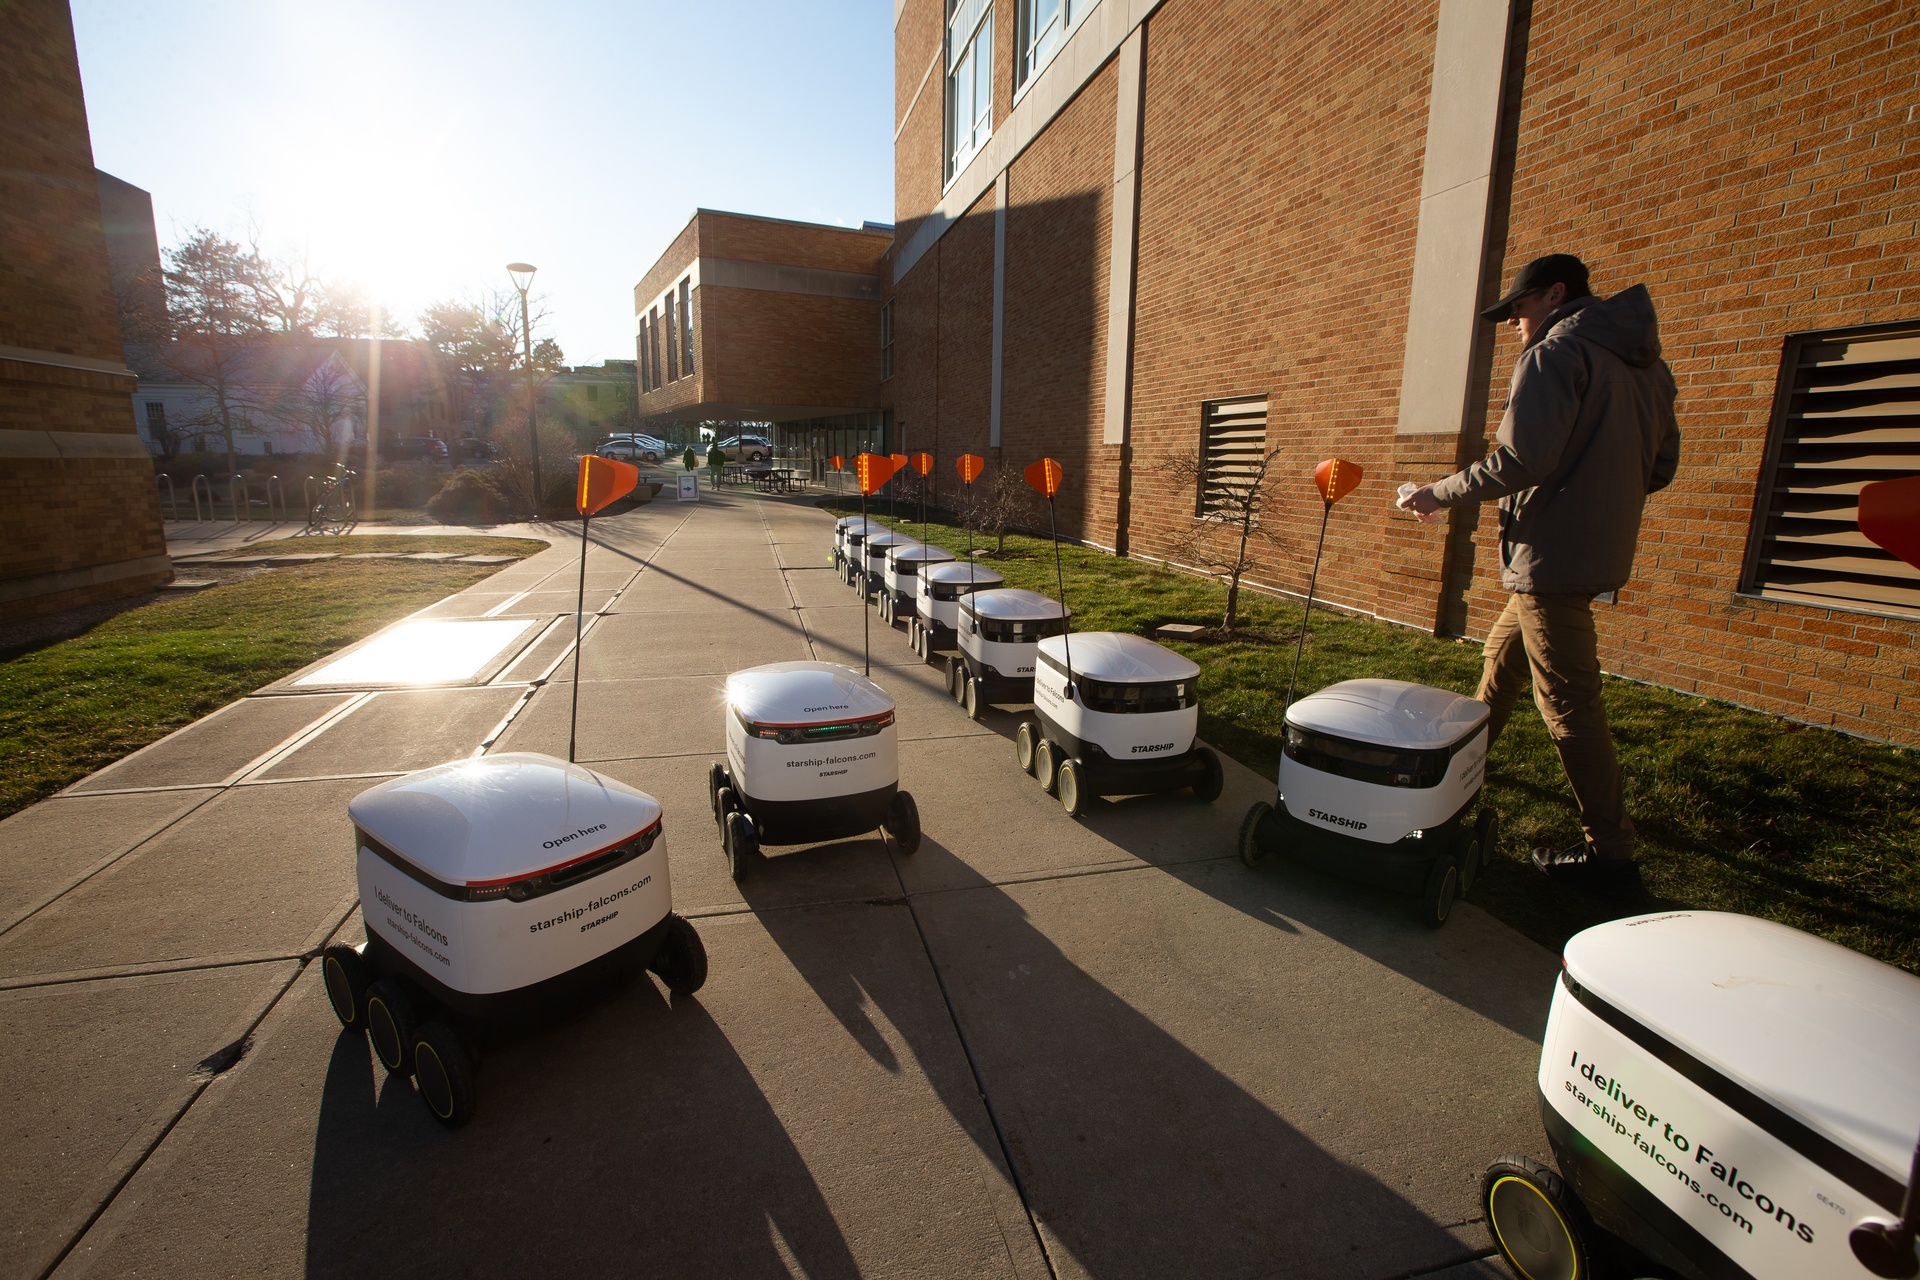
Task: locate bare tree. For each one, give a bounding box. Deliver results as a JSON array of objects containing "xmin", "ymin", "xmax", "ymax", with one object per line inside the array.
[
  {"xmin": 958, "ymin": 464, "xmax": 1037, "ymax": 556},
  {"xmin": 1156, "ymin": 445, "xmax": 1297, "ymax": 634},
  {"xmin": 274, "ymin": 353, "xmax": 367, "ymax": 460},
  {"xmin": 147, "ymin": 229, "xmax": 277, "ymax": 475}
]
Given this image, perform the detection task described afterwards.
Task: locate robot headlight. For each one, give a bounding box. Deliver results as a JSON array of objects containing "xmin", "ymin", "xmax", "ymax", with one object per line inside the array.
[{"xmin": 1078, "ymin": 677, "xmax": 1198, "ymax": 714}]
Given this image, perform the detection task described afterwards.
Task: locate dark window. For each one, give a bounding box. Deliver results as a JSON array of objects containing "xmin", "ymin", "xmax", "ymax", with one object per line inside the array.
[
  {"xmin": 1284, "ymin": 725, "xmax": 1453, "ymax": 790},
  {"xmin": 881, "ymin": 299, "xmax": 894, "ymax": 381},
  {"xmin": 1077, "ymin": 676, "xmax": 1198, "ymax": 715},
  {"xmin": 144, "ymin": 401, "xmax": 167, "ymax": 432},
  {"xmin": 1742, "ymin": 321, "xmax": 1920, "ymax": 617},
  {"xmin": 1197, "ymin": 396, "xmax": 1270, "ymax": 516},
  {"xmin": 587, "ymin": 385, "xmax": 599, "ymax": 403},
  {"xmin": 977, "ymin": 615, "xmax": 1067, "ymax": 643},
  {"xmin": 639, "ymin": 315, "xmax": 652, "ymax": 391},
  {"xmin": 664, "ymin": 292, "xmax": 679, "ymax": 382},
  {"xmin": 649, "ymin": 306, "xmax": 662, "ymax": 390},
  {"xmin": 679, "ymin": 277, "xmax": 694, "ymax": 377}
]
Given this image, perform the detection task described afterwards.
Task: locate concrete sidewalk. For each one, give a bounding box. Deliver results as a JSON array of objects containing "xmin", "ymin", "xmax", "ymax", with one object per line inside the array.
[{"xmin": 2, "ymin": 486, "xmax": 1541, "ymax": 1280}]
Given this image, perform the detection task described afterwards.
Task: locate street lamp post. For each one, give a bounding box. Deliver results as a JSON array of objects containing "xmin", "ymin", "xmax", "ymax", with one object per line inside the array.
[{"xmin": 507, "ymin": 263, "xmax": 541, "ymax": 516}]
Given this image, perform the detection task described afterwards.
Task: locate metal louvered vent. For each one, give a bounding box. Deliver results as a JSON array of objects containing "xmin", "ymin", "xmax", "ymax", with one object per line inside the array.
[
  {"xmin": 1744, "ymin": 323, "xmax": 1920, "ymax": 617},
  {"xmin": 1197, "ymin": 397, "xmax": 1269, "ymax": 516}
]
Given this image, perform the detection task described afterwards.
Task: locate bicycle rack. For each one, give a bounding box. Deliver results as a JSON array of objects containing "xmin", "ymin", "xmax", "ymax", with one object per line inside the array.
[
  {"xmin": 265, "ymin": 475, "xmax": 287, "ymax": 522},
  {"xmin": 190, "ymin": 474, "xmax": 212, "ymax": 522},
  {"xmin": 157, "ymin": 474, "xmax": 177, "ymax": 520},
  {"xmin": 303, "ymin": 475, "xmax": 317, "ymax": 517},
  {"xmin": 229, "ymin": 475, "xmax": 249, "ymax": 523}
]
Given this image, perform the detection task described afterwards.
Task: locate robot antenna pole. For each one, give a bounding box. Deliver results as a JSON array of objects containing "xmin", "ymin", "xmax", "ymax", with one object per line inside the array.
[
  {"xmin": 1049, "ymin": 493, "xmax": 1073, "ymax": 691},
  {"xmin": 569, "ymin": 513, "xmax": 589, "ymax": 763},
  {"xmin": 860, "ymin": 482, "xmax": 871, "ymax": 677},
  {"xmin": 1283, "ymin": 500, "xmax": 1333, "ymax": 709}
]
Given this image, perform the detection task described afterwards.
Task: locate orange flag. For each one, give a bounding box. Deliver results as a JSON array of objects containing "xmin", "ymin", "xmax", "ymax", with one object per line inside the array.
[
  {"xmin": 829, "ymin": 455, "xmax": 844, "ymax": 471},
  {"xmin": 1024, "ymin": 457, "xmax": 1064, "ymax": 498},
  {"xmin": 956, "ymin": 453, "xmax": 985, "ymax": 485},
  {"xmin": 911, "ymin": 451, "xmax": 934, "ymax": 476},
  {"xmin": 577, "ymin": 454, "xmax": 640, "ymax": 515},
  {"xmin": 1860, "ymin": 475, "xmax": 1920, "ymax": 570},
  {"xmin": 1313, "ymin": 457, "xmax": 1364, "ymax": 504},
  {"xmin": 855, "ymin": 452, "xmax": 900, "ymax": 495}
]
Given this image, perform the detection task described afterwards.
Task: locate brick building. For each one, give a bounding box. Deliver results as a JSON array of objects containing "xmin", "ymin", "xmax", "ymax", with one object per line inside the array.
[
  {"xmin": 1, "ymin": 0, "xmax": 170, "ymax": 620},
  {"xmin": 885, "ymin": 0, "xmax": 1920, "ymax": 744},
  {"xmin": 633, "ymin": 209, "xmax": 895, "ymax": 463}
]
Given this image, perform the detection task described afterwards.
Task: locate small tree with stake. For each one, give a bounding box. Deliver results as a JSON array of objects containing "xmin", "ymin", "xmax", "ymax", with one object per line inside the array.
[
  {"xmin": 1156, "ymin": 444, "xmax": 1298, "ymax": 636},
  {"xmin": 959, "ymin": 464, "xmax": 1036, "ymax": 557}
]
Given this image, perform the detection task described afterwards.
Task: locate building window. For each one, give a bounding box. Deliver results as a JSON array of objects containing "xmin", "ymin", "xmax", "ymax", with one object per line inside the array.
[
  {"xmin": 144, "ymin": 401, "xmax": 167, "ymax": 437},
  {"xmin": 638, "ymin": 315, "xmax": 651, "ymax": 391},
  {"xmin": 649, "ymin": 306, "xmax": 663, "ymax": 391},
  {"xmin": 1742, "ymin": 321, "xmax": 1920, "ymax": 617},
  {"xmin": 587, "ymin": 384, "xmax": 599, "ymax": 403},
  {"xmin": 1196, "ymin": 396, "xmax": 1270, "ymax": 516},
  {"xmin": 1015, "ymin": 0, "xmax": 1067, "ymax": 91},
  {"xmin": 880, "ymin": 300, "xmax": 895, "ymax": 381},
  {"xmin": 664, "ymin": 291, "xmax": 680, "ymax": 382},
  {"xmin": 945, "ymin": 0, "xmax": 993, "ymax": 183},
  {"xmin": 679, "ymin": 277, "xmax": 694, "ymax": 377}
]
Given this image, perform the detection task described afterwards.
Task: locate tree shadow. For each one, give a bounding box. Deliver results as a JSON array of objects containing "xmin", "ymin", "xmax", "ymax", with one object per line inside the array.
[{"xmin": 303, "ymin": 969, "xmax": 861, "ymax": 1279}]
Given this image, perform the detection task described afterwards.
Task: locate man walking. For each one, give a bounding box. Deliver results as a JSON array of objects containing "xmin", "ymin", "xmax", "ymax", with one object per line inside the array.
[{"xmin": 1400, "ymin": 254, "xmax": 1679, "ymax": 890}]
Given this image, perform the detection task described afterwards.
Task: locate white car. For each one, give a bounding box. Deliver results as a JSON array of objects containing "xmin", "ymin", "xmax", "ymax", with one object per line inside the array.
[
  {"xmin": 709, "ymin": 434, "xmax": 772, "ymax": 463},
  {"xmin": 597, "ymin": 434, "xmax": 666, "ymax": 464}
]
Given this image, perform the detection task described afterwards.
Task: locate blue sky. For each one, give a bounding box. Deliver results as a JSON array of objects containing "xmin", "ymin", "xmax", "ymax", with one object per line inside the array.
[{"xmin": 72, "ymin": 0, "xmax": 895, "ymax": 365}]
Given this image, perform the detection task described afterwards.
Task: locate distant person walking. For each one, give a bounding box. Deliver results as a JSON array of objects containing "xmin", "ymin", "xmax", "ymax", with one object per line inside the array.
[{"xmin": 1400, "ymin": 254, "xmax": 1679, "ymax": 892}]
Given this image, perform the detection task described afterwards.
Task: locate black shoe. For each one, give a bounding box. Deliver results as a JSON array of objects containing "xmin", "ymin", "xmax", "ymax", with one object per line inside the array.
[{"xmin": 1533, "ymin": 844, "xmax": 1645, "ymax": 901}]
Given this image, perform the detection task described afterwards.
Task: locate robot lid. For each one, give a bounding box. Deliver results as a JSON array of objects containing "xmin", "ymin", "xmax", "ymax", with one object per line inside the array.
[
  {"xmin": 865, "ymin": 530, "xmax": 914, "ymax": 550},
  {"xmin": 1563, "ymin": 912, "xmax": 1920, "ymax": 1184},
  {"xmin": 726, "ymin": 660, "xmax": 896, "ymax": 729},
  {"xmin": 922, "ymin": 561, "xmax": 1004, "ymax": 588},
  {"xmin": 1284, "ymin": 679, "xmax": 1487, "ymax": 751},
  {"xmin": 1035, "ymin": 631, "xmax": 1199, "ymax": 684},
  {"xmin": 836, "ymin": 515, "xmax": 877, "ymax": 533},
  {"xmin": 348, "ymin": 753, "xmax": 662, "ymax": 888},
  {"xmin": 961, "ymin": 588, "xmax": 1070, "ymax": 622},
  {"xmin": 889, "ymin": 543, "xmax": 956, "ymax": 566}
]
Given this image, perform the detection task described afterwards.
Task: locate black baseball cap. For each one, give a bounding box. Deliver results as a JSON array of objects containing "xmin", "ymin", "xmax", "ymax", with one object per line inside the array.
[{"xmin": 1481, "ymin": 254, "xmax": 1591, "ymax": 322}]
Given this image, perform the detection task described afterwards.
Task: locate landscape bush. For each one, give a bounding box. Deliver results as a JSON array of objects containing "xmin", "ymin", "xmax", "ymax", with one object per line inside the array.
[{"xmin": 426, "ymin": 468, "xmax": 513, "ymax": 524}]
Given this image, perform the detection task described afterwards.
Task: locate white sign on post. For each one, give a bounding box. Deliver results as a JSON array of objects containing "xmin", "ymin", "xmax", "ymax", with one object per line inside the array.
[{"xmin": 676, "ymin": 474, "xmax": 699, "ymax": 502}]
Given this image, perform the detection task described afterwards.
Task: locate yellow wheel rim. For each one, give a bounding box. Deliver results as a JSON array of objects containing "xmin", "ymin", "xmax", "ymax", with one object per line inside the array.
[{"xmin": 1487, "ymin": 1175, "xmax": 1580, "ymax": 1280}]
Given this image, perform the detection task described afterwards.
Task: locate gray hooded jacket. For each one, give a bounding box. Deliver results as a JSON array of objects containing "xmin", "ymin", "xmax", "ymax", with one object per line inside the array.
[{"xmin": 1430, "ymin": 284, "xmax": 1680, "ymax": 595}]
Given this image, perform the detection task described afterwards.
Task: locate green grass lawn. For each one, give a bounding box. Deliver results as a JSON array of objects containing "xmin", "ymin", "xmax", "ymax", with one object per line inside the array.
[
  {"xmin": 186, "ymin": 533, "xmax": 549, "ymax": 558},
  {"xmin": 0, "ymin": 537, "xmax": 546, "ymax": 819},
  {"xmin": 827, "ymin": 501, "xmax": 1920, "ymax": 973}
]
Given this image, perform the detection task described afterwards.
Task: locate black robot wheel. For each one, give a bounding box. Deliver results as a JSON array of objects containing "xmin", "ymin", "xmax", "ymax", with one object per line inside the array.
[
  {"xmin": 364, "ymin": 979, "xmax": 419, "ymax": 1076},
  {"xmin": 725, "ymin": 811, "xmax": 758, "ymax": 881},
  {"xmin": 1476, "ymin": 807, "xmax": 1499, "ymax": 867},
  {"xmin": 649, "ymin": 913, "xmax": 709, "ymax": 998},
  {"xmin": 963, "ymin": 676, "xmax": 982, "ymax": 721},
  {"xmin": 411, "ymin": 1021, "xmax": 477, "ymax": 1129},
  {"xmin": 1455, "ymin": 815, "xmax": 1486, "ymax": 895},
  {"xmin": 1057, "ymin": 759, "xmax": 1089, "ymax": 818},
  {"xmin": 1014, "ymin": 721, "xmax": 1038, "ymax": 775},
  {"xmin": 321, "ymin": 944, "xmax": 370, "ymax": 1031},
  {"xmin": 1420, "ymin": 854, "xmax": 1461, "ymax": 929},
  {"xmin": 708, "ymin": 762, "xmax": 728, "ymax": 822},
  {"xmin": 1034, "ymin": 738, "xmax": 1059, "ymax": 795},
  {"xmin": 883, "ymin": 790, "xmax": 921, "ymax": 855},
  {"xmin": 714, "ymin": 786, "xmax": 738, "ymax": 836},
  {"xmin": 1191, "ymin": 747, "xmax": 1224, "ymax": 803},
  {"xmin": 1482, "ymin": 1155, "xmax": 1595, "ymax": 1280},
  {"xmin": 1238, "ymin": 801, "xmax": 1273, "ymax": 868},
  {"xmin": 946, "ymin": 655, "xmax": 964, "ymax": 701}
]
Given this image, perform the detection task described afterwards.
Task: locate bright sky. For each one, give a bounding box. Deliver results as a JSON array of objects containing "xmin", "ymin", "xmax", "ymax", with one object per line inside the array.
[{"xmin": 72, "ymin": 0, "xmax": 894, "ymax": 366}]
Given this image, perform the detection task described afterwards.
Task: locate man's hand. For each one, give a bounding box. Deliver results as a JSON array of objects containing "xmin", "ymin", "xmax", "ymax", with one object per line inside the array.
[{"xmin": 1398, "ymin": 483, "xmax": 1442, "ymax": 515}]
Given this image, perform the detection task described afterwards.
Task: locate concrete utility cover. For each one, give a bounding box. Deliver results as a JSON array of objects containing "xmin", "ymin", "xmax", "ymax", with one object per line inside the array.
[{"xmin": 293, "ymin": 619, "xmax": 532, "ymax": 688}]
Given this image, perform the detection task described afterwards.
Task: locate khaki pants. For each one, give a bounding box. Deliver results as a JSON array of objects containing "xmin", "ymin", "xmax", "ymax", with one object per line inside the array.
[{"xmin": 1477, "ymin": 593, "xmax": 1635, "ymax": 862}]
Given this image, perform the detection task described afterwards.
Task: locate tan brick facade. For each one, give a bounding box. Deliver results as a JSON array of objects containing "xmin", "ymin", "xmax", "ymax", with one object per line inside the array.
[
  {"xmin": 2, "ymin": 0, "xmax": 170, "ymax": 620},
  {"xmin": 889, "ymin": 0, "xmax": 1920, "ymax": 744}
]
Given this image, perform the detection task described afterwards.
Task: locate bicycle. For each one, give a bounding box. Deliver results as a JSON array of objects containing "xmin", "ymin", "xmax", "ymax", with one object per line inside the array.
[{"xmin": 306, "ymin": 465, "xmax": 357, "ymax": 535}]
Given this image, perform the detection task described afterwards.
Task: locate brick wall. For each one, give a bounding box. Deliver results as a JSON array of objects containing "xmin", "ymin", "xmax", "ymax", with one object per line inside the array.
[
  {"xmin": 1468, "ymin": 0, "xmax": 1920, "ymax": 741},
  {"xmin": 1, "ymin": 0, "xmax": 170, "ymax": 620}
]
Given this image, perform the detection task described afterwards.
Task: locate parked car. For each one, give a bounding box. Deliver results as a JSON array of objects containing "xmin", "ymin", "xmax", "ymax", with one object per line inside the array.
[
  {"xmin": 709, "ymin": 434, "xmax": 772, "ymax": 463},
  {"xmin": 383, "ymin": 436, "xmax": 449, "ymax": 463},
  {"xmin": 597, "ymin": 434, "xmax": 666, "ymax": 464},
  {"xmin": 454, "ymin": 438, "xmax": 497, "ymax": 464}
]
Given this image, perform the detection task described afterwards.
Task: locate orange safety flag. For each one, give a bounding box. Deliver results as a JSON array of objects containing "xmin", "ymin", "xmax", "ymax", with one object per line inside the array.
[
  {"xmin": 1860, "ymin": 475, "xmax": 1920, "ymax": 570},
  {"xmin": 830, "ymin": 455, "xmax": 844, "ymax": 471},
  {"xmin": 577, "ymin": 454, "xmax": 640, "ymax": 515},
  {"xmin": 1024, "ymin": 457, "xmax": 1064, "ymax": 498},
  {"xmin": 855, "ymin": 452, "xmax": 900, "ymax": 495},
  {"xmin": 1313, "ymin": 457, "xmax": 1364, "ymax": 504},
  {"xmin": 956, "ymin": 453, "xmax": 985, "ymax": 485},
  {"xmin": 888, "ymin": 453, "xmax": 909, "ymax": 478},
  {"xmin": 911, "ymin": 451, "xmax": 934, "ymax": 476}
]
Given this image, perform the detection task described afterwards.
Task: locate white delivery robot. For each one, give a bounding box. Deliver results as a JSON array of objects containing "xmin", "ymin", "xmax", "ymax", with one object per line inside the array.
[
  {"xmin": 1485, "ymin": 911, "xmax": 1920, "ymax": 1280},
  {"xmin": 859, "ymin": 530, "xmax": 916, "ymax": 602},
  {"xmin": 909, "ymin": 561, "xmax": 1005, "ymax": 659},
  {"xmin": 946, "ymin": 588, "xmax": 1069, "ymax": 720},
  {"xmin": 1014, "ymin": 631, "xmax": 1223, "ymax": 817},
  {"xmin": 1237, "ymin": 679, "xmax": 1494, "ymax": 928},
  {"xmin": 879, "ymin": 541, "xmax": 955, "ymax": 627},
  {"xmin": 709, "ymin": 661, "xmax": 922, "ymax": 878},
  {"xmin": 323, "ymin": 753, "xmax": 707, "ymax": 1128},
  {"xmin": 833, "ymin": 516, "xmax": 877, "ymax": 580},
  {"xmin": 837, "ymin": 518, "xmax": 879, "ymax": 586}
]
